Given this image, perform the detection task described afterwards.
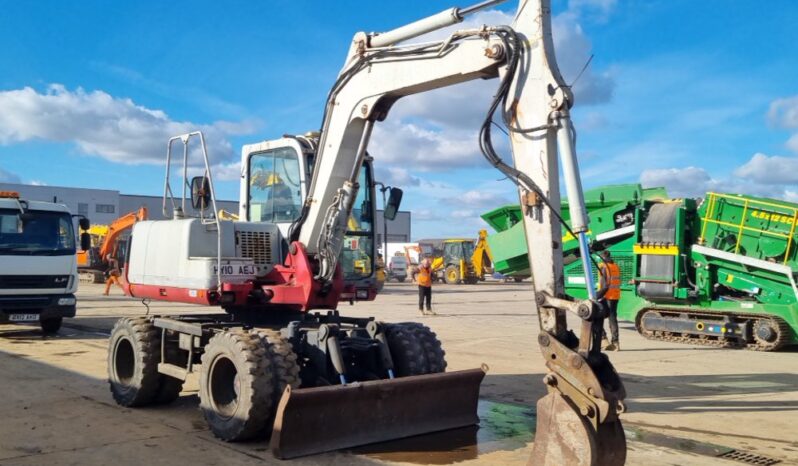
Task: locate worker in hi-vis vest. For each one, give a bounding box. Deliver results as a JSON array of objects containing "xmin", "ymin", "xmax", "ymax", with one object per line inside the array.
[
  {"xmin": 598, "ymin": 250, "xmax": 621, "ymax": 351},
  {"xmin": 416, "ymin": 258, "xmax": 435, "ymax": 316}
]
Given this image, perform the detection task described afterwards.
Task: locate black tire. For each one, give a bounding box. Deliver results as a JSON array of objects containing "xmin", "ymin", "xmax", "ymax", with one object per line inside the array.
[
  {"xmin": 384, "ymin": 324, "xmax": 427, "ymax": 376},
  {"xmin": 397, "ymin": 277, "xmax": 406, "ymax": 283},
  {"xmin": 402, "ymin": 323, "xmax": 447, "ymax": 373},
  {"xmin": 254, "ymin": 329, "xmax": 301, "ymax": 410},
  {"xmin": 513, "ymin": 276, "xmax": 524, "ymax": 283},
  {"xmin": 199, "ymin": 330, "xmax": 275, "ymax": 442},
  {"xmin": 40, "ymin": 317, "xmax": 62, "ymax": 334},
  {"xmin": 445, "ymin": 265, "xmax": 460, "ymax": 285},
  {"xmin": 108, "ymin": 317, "xmax": 175, "ymax": 407}
]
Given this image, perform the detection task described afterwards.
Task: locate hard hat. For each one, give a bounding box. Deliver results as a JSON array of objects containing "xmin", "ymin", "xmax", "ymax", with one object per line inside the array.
[{"xmin": 251, "ymin": 170, "xmax": 284, "ymax": 188}]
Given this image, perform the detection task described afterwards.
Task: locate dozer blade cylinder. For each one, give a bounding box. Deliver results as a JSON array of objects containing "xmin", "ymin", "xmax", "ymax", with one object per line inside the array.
[{"xmin": 270, "ymin": 368, "xmax": 485, "ymax": 459}]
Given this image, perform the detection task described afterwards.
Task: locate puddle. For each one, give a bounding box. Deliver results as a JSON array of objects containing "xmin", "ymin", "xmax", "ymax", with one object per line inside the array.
[
  {"xmin": 352, "ymin": 400, "xmax": 535, "ymax": 464},
  {"xmin": 351, "ymin": 398, "xmax": 768, "ymax": 465}
]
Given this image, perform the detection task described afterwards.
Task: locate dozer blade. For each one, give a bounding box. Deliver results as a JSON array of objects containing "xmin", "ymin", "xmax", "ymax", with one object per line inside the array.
[
  {"xmin": 528, "ymin": 391, "xmax": 626, "ymax": 466},
  {"xmin": 270, "ymin": 368, "xmax": 485, "ymax": 459}
]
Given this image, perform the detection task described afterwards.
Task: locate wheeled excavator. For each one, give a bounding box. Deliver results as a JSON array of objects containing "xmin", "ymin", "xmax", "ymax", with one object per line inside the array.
[{"xmin": 106, "ymin": 0, "xmax": 626, "ymax": 463}]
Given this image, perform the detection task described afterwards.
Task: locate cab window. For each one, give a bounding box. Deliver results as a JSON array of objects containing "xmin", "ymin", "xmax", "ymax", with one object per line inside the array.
[
  {"xmin": 248, "ymin": 147, "xmax": 302, "ymax": 223},
  {"xmin": 340, "ymin": 165, "xmax": 374, "ymax": 280}
]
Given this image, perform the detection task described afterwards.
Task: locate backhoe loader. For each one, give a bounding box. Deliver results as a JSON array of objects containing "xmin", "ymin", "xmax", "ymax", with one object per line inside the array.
[{"xmin": 106, "ymin": 1, "xmax": 626, "ymax": 463}]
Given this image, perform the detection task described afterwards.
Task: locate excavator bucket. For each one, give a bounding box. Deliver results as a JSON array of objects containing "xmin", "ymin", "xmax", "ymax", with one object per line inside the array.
[
  {"xmin": 270, "ymin": 368, "xmax": 486, "ymax": 459},
  {"xmin": 529, "ymin": 391, "xmax": 626, "ymax": 466}
]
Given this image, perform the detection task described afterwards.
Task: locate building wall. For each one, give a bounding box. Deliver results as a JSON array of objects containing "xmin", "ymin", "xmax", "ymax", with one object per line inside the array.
[
  {"xmin": 0, "ymin": 182, "xmax": 121, "ymax": 225},
  {"xmin": 119, "ymin": 195, "xmax": 239, "ymax": 221},
  {"xmin": 0, "ymin": 183, "xmax": 412, "ymax": 242}
]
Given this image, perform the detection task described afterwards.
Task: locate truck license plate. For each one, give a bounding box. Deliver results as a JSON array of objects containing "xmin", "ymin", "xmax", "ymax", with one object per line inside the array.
[{"xmin": 9, "ymin": 314, "xmax": 39, "ymax": 322}]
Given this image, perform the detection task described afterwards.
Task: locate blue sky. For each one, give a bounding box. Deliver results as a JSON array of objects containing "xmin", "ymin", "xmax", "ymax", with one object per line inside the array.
[{"xmin": 1, "ymin": 0, "xmax": 797, "ymax": 239}]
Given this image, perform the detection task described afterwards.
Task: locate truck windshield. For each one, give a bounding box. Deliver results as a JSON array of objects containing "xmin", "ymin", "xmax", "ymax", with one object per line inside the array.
[{"xmin": 0, "ymin": 209, "xmax": 76, "ymax": 256}]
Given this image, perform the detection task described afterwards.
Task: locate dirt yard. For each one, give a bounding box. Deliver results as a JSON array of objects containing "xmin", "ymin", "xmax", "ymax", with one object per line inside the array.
[{"xmin": 1, "ymin": 280, "xmax": 795, "ymax": 465}]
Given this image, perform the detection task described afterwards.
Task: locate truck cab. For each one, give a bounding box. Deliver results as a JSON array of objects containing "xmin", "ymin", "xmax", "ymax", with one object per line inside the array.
[{"xmin": 0, "ymin": 191, "xmax": 86, "ymax": 334}]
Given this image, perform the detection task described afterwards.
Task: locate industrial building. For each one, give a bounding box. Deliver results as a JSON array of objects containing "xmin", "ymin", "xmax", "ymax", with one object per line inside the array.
[{"xmin": 0, "ymin": 182, "xmax": 411, "ymax": 241}]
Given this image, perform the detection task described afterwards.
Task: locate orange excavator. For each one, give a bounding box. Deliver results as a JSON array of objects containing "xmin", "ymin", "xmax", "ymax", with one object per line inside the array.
[{"xmin": 76, "ymin": 207, "xmax": 147, "ymax": 283}]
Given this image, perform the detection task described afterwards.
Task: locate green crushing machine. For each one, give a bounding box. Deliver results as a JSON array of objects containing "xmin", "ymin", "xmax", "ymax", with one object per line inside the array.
[{"xmin": 482, "ymin": 185, "xmax": 798, "ymax": 350}]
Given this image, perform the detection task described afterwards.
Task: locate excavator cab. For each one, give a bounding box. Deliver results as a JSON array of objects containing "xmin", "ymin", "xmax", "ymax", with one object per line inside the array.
[{"xmin": 241, "ymin": 136, "xmax": 380, "ymax": 301}]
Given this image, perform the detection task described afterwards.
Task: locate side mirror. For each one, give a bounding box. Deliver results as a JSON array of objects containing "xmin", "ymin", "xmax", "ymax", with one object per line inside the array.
[
  {"xmin": 80, "ymin": 232, "xmax": 91, "ymax": 251},
  {"xmin": 384, "ymin": 188, "xmax": 403, "ymax": 221},
  {"xmin": 79, "ymin": 217, "xmax": 90, "ymax": 230},
  {"xmin": 191, "ymin": 176, "xmax": 211, "ymax": 211}
]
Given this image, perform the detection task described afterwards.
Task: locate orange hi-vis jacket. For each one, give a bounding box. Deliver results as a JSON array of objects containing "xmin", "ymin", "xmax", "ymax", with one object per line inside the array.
[
  {"xmin": 417, "ymin": 265, "xmax": 432, "ymax": 287},
  {"xmin": 599, "ymin": 261, "xmax": 621, "ymax": 301}
]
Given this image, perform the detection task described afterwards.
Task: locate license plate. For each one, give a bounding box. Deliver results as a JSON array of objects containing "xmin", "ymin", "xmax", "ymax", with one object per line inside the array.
[
  {"xmin": 9, "ymin": 313, "xmax": 39, "ymax": 322},
  {"xmin": 214, "ymin": 264, "xmax": 257, "ymax": 276}
]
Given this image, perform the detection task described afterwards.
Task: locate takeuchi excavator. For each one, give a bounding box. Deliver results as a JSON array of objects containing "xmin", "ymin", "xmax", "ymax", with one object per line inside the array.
[{"xmin": 106, "ymin": 0, "xmax": 626, "ymax": 463}]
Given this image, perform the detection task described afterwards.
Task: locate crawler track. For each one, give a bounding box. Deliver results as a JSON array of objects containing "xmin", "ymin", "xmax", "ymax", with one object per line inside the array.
[{"xmin": 635, "ymin": 307, "xmax": 792, "ymax": 351}]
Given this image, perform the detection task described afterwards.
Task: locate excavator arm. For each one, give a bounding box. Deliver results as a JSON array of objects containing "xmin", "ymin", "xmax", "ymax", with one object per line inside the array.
[
  {"xmin": 281, "ymin": 0, "xmax": 626, "ymax": 463},
  {"xmin": 98, "ymin": 207, "xmax": 148, "ymax": 261}
]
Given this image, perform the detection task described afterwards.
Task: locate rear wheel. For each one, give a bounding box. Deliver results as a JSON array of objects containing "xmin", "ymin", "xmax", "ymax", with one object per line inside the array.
[
  {"xmin": 513, "ymin": 276, "xmax": 524, "ymax": 283},
  {"xmin": 445, "ymin": 265, "xmax": 460, "ymax": 284},
  {"xmin": 108, "ymin": 317, "xmax": 182, "ymax": 407},
  {"xmin": 385, "ymin": 324, "xmax": 427, "ymax": 376},
  {"xmin": 254, "ymin": 329, "xmax": 301, "ymax": 409},
  {"xmin": 199, "ymin": 330, "xmax": 275, "ymax": 441},
  {"xmin": 403, "ymin": 323, "xmax": 447, "ymax": 373},
  {"xmin": 41, "ymin": 317, "xmax": 62, "ymax": 334}
]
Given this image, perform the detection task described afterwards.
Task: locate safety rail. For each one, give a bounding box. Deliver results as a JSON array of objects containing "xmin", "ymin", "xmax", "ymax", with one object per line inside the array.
[{"xmin": 698, "ymin": 192, "xmax": 798, "ymax": 265}]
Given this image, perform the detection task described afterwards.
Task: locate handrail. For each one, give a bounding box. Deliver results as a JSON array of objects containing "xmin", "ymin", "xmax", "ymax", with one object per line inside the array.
[{"xmin": 700, "ymin": 192, "xmax": 798, "ymax": 264}]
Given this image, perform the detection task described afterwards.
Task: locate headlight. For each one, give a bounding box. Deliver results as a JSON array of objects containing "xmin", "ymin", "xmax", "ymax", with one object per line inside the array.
[{"xmin": 58, "ymin": 297, "xmax": 76, "ymax": 306}]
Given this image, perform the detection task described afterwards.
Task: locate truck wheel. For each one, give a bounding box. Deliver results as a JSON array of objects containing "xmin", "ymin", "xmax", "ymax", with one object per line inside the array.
[
  {"xmin": 108, "ymin": 317, "xmax": 168, "ymax": 407},
  {"xmin": 513, "ymin": 276, "xmax": 524, "ymax": 283},
  {"xmin": 445, "ymin": 265, "xmax": 460, "ymax": 284},
  {"xmin": 397, "ymin": 277, "xmax": 406, "ymax": 283},
  {"xmin": 40, "ymin": 317, "xmax": 63, "ymax": 334},
  {"xmin": 403, "ymin": 323, "xmax": 447, "ymax": 373},
  {"xmin": 199, "ymin": 330, "xmax": 275, "ymax": 441},
  {"xmin": 385, "ymin": 324, "xmax": 427, "ymax": 376},
  {"xmin": 255, "ymin": 329, "xmax": 301, "ymax": 410}
]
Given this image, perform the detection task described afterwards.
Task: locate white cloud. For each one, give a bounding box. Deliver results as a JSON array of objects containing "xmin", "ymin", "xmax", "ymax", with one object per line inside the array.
[
  {"xmin": 371, "ymin": 120, "xmax": 484, "ymax": 170},
  {"xmin": 443, "ymin": 189, "xmax": 512, "ymax": 208},
  {"xmin": 0, "ymin": 167, "xmax": 21, "ymax": 183},
  {"xmin": 768, "ymin": 96, "xmax": 798, "ymax": 129},
  {"xmin": 640, "ymin": 166, "xmax": 718, "ymax": 198},
  {"xmin": 733, "ymin": 152, "xmax": 798, "ymax": 185},
  {"xmin": 0, "ymin": 85, "xmax": 255, "ymax": 168},
  {"xmin": 375, "ymin": 166, "xmax": 421, "ymax": 187}
]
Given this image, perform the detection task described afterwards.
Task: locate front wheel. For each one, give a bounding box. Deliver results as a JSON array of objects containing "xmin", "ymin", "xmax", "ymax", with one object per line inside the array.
[
  {"xmin": 41, "ymin": 317, "xmax": 62, "ymax": 334},
  {"xmin": 444, "ymin": 265, "xmax": 460, "ymax": 285},
  {"xmin": 199, "ymin": 330, "xmax": 276, "ymax": 442}
]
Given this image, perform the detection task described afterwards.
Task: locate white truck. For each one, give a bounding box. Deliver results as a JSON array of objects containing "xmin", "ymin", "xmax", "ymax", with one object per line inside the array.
[{"xmin": 0, "ymin": 190, "xmax": 89, "ymax": 334}]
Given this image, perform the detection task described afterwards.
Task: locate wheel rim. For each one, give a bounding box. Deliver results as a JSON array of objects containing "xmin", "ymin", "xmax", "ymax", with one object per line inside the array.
[
  {"xmin": 447, "ymin": 269, "xmax": 457, "ymax": 282},
  {"xmin": 113, "ymin": 337, "xmax": 135, "ymax": 385},
  {"xmin": 209, "ymin": 356, "xmax": 240, "ymax": 419}
]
